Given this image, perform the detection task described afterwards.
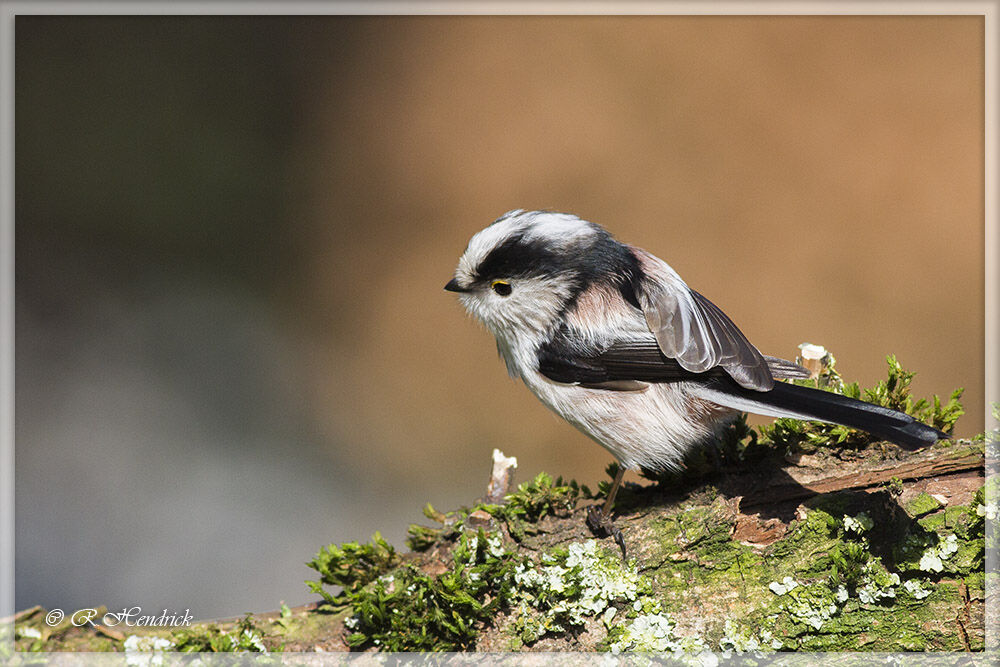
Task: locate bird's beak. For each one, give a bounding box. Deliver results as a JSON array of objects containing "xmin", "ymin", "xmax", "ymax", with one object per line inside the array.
[{"xmin": 444, "ymin": 278, "xmax": 469, "ymax": 293}]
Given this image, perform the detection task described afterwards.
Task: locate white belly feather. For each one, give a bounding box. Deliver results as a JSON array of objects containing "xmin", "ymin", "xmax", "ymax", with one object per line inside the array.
[{"xmin": 521, "ymin": 370, "xmax": 737, "ymax": 471}]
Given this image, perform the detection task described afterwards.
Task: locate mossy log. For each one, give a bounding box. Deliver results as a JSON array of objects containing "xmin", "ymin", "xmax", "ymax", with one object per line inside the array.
[{"xmin": 11, "ymin": 439, "xmax": 988, "ymax": 656}]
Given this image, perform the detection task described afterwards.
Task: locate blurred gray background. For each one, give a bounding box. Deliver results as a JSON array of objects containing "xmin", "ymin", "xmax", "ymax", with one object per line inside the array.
[{"xmin": 15, "ymin": 16, "xmax": 984, "ymax": 619}]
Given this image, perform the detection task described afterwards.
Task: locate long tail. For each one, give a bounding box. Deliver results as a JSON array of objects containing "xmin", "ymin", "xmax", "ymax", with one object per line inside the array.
[{"xmin": 695, "ymin": 378, "xmax": 947, "ymax": 450}]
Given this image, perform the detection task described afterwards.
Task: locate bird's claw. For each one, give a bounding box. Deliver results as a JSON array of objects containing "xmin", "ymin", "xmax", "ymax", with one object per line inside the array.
[{"xmin": 586, "ymin": 504, "xmax": 627, "ymax": 562}]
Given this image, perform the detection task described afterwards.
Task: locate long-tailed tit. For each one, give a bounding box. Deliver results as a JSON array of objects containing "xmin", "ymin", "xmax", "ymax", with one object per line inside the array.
[{"xmin": 445, "ymin": 210, "xmax": 945, "ymax": 554}]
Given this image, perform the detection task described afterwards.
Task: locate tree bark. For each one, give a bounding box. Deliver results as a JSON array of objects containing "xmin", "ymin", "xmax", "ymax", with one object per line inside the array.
[{"xmin": 10, "ymin": 441, "xmax": 987, "ymax": 654}]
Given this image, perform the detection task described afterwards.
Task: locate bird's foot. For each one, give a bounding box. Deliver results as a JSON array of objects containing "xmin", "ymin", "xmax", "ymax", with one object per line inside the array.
[{"xmin": 586, "ymin": 504, "xmax": 627, "ymax": 561}]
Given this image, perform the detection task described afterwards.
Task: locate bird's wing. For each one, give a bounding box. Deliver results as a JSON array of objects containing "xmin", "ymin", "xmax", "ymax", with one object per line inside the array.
[
  {"xmin": 537, "ymin": 329, "xmax": 808, "ymax": 389},
  {"xmin": 630, "ymin": 248, "xmax": 775, "ymax": 391}
]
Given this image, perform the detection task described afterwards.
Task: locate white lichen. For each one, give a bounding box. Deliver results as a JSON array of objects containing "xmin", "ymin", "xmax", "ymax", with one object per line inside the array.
[
  {"xmin": 718, "ymin": 619, "xmax": 781, "ymax": 653},
  {"xmin": 768, "ymin": 576, "xmax": 799, "ymax": 596},
  {"xmin": 940, "ymin": 534, "xmax": 959, "ymax": 558},
  {"xmin": 485, "ymin": 533, "xmax": 506, "ymax": 559},
  {"xmin": 918, "ymin": 551, "xmax": 943, "ymax": 572},
  {"xmin": 123, "ymin": 635, "xmax": 175, "ymax": 666},
  {"xmin": 565, "ymin": 540, "xmax": 642, "ymax": 615},
  {"xmin": 464, "ymin": 535, "xmax": 479, "ymax": 564},
  {"xmin": 769, "ymin": 579, "xmax": 846, "ymax": 630},
  {"xmin": 609, "ymin": 612, "xmax": 709, "ymax": 657},
  {"xmin": 857, "ymin": 579, "xmax": 898, "ymax": 604},
  {"xmin": 789, "ymin": 598, "xmax": 838, "ymax": 630},
  {"xmin": 239, "ymin": 629, "xmax": 268, "ymax": 653},
  {"xmin": 511, "ymin": 539, "xmax": 644, "ymax": 640},
  {"xmin": 843, "ymin": 512, "xmax": 874, "ymax": 534},
  {"xmin": 919, "ymin": 534, "xmax": 959, "ymax": 573},
  {"xmin": 902, "ymin": 579, "xmax": 933, "ymax": 600},
  {"xmin": 855, "ymin": 561, "xmax": 901, "ymax": 605}
]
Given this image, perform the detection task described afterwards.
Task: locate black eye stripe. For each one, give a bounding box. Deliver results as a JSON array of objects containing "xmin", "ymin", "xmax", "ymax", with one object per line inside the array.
[
  {"xmin": 474, "ymin": 233, "xmax": 563, "ymax": 282},
  {"xmin": 471, "ymin": 226, "xmax": 644, "ymax": 314}
]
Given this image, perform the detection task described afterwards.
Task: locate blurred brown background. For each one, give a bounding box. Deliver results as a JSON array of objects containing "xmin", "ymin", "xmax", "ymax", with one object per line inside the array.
[{"xmin": 16, "ymin": 16, "xmax": 984, "ymax": 618}]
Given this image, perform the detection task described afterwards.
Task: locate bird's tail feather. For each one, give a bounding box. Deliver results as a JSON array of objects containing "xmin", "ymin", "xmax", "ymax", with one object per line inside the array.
[{"xmin": 696, "ymin": 379, "xmax": 946, "ymax": 450}]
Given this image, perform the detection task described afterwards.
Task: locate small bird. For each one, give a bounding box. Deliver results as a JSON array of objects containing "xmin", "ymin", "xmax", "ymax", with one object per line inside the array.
[{"xmin": 445, "ymin": 210, "xmax": 945, "ymax": 555}]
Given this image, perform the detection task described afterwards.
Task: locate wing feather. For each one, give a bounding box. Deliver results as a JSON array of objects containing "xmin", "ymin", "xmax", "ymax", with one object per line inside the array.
[
  {"xmin": 537, "ymin": 331, "xmax": 808, "ymax": 389},
  {"xmin": 632, "ymin": 248, "xmax": 774, "ymax": 391}
]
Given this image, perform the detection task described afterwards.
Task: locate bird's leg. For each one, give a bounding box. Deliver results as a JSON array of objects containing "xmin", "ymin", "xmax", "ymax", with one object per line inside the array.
[
  {"xmin": 587, "ymin": 465, "xmax": 628, "ymax": 561},
  {"xmin": 601, "ymin": 465, "xmax": 625, "ymax": 515}
]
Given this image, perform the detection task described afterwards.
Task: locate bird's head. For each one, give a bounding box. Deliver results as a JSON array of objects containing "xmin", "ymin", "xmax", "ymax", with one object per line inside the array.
[{"xmin": 445, "ymin": 210, "xmax": 605, "ymax": 342}]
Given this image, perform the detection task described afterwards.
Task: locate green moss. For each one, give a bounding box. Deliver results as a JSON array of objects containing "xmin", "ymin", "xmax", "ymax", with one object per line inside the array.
[
  {"xmin": 405, "ymin": 503, "xmax": 466, "ymax": 552},
  {"xmin": 171, "ymin": 613, "xmax": 276, "ymax": 653},
  {"xmin": 306, "ymin": 532, "xmax": 398, "ymax": 607},
  {"xmin": 965, "ymin": 569, "xmax": 985, "ymax": 595},
  {"xmin": 303, "ymin": 474, "xmax": 604, "ymax": 650},
  {"xmin": 405, "ymin": 523, "xmax": 443, "ymax": 552},
  {"xmin": 402, "ymin": 473, "xmax": 589, "ymax": 550},
  {"xmin": 916, "ymin": 512, "xmax": 947, "ymax": 533},
  {"xmin": 885, "ymin": 476, "xmax": 905, "ymax": 497},
  {"xmin": 487, "ymin": 472, "xmax": 588, "ymax": 541},
  {"xmin": 311, "ymin": 529, "xmax": 663, "ymax": 651},
  {"xmin": 769, "ymin": 505, "xmax": 839, "ymax": 576},
  {"xmin": 905, "ymin": 492, "xmax": 944, "ymax": 518},
  {"xmin": 645, "ymin": 498, "xmax": 773, "ymax": 619},
  {"xmin": 291, "ymin": 355, "xmax": 982, "ymax": 653},
  {"xmin": 638, "ymin": 484, "xmax": 984, "ymax": 652},
  {"xmin": 901, "ymin": 498, "xmax": 983, "ymax": 578},
  {"xmin": 301, "ymin": 479, "xmax": 983, "ymax": 653},
  {"xmin": 771, "ymin": 492, "xmax": 984, "ymax": 650},
  {"xmin": 336, "ymin": 529, "xmax": 516, "ymax": 651}
]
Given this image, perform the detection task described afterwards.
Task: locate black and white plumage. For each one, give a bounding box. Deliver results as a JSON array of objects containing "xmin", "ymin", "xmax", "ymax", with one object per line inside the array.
[{"xmin": 446, "ymin": 209, "xmax": 944, "ymax": 473}]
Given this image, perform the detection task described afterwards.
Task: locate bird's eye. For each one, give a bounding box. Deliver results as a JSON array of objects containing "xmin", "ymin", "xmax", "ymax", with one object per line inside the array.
[{"xmin": 491, "ymin": 280, "xmax": 512, "ymax": 296}]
